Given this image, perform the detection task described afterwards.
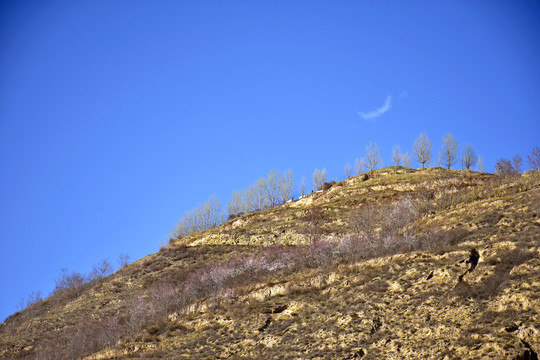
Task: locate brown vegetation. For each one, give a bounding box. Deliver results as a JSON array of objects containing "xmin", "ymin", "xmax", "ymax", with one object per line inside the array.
[{"xmin": 1, "ymin": 168, "xmax": 539, "ymax": 359}]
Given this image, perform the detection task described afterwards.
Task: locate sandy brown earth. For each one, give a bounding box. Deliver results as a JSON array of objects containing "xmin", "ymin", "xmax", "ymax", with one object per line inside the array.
[{"xmin": 1, "ymin": 168, "xmax": 539, "ymax": 359}]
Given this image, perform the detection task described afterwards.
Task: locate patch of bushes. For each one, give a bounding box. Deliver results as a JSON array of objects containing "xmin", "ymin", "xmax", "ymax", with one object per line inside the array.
[
  {"xmin": 321, "ymin": 181, "xmax": 337, "ymax": 191},
  {"xmin": 303, "ymin": 205, "xmax": 327, "ymax": 243},
  {"xmin": 35, "ymin": 316, "xmax": 124, "ymax": 360},
  {"xmin": 25, "ymin": 198, "xmax": 476, "ymax": 359}
]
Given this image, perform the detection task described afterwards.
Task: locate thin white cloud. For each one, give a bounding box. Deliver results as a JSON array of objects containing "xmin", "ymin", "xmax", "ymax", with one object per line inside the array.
[{"xmin": 359, "ymin": 95, "xmax": 392, "ymax": 121}]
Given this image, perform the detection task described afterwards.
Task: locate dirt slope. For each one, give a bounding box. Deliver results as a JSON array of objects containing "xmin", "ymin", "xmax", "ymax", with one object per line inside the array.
[{"xmin": 1, "ymin": 168, "xmax": 539, "ymax": 359}]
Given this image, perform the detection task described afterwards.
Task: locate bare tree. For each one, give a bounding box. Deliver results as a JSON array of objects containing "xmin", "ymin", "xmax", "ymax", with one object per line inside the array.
[
  {"xmin": 255, "ymin": 177, "xmax": 269, "ymax": 210},
  {"xmin": 392, "ymin": 144, "xmax": 401, "ymax": 172},
  {"xmin": 414, "ymin": 132, "xmax": 432, "ymax": 169},
  {"xmin": 354, "ymin": 158, "xmax": 366, "ymax": 175},
  {"xmin": 182, "ymin": 210, "xmax": 198, "ymax": 234},
  {"xmin": 312, "ymin": 168, "xmax": 327, "ymax": 191},
  {"xmin": 54, "ymin": 268, "xmax": 86, "ymax": 294},
  {"xmin": 478, "ymin": 156, "xmax": 485, "ymax": 172},
  {"xmin": 118, "ymin": 254, "xmax": 130, "ymax": 268},
  {"xmin": 227, "ymin": 191, "xmax": 242, "ymax": 218},
  {"xmin": 172, "ymin": 196, "xmax": 223, "ymax": 239},
  {"xmin": 226, "ymin": 169, "xmax": 295, "ymax": 218},
  {"xmin": 437, "ymin": 152, "xmax": 442, "ymax": 167},
  {"xmin": 300, "ymin": 176, "xmax": 306, "ymax": 196},
  {"xmin": 196, "ymin": 203, "xmax": 211, "ymax": 231},
  {"xmin": 462, "ymin": 145, "xmax": 477, "ymax": 170},
  {"xmin": 495, "ymin": 158, "xmax": 515, "ymax": 177},
  {"xmin": 278, "ymin": 169, "xmax": 294, "ymax": 203},
  {"xmin": 90, "ymin": 259, "xmax": 113, "ymax": 282},
  {"xmin": 366, "ymin": 141, "xmax": 382, "ymax": 177},
  {"xmin": 243, "ymin": 186, "xmax": 256, "ymax": 213},
  {"xmin": 16, "ymin": 298, "xmax": 26, "ymax": 312},
  {"xmin": 528, "ymin": 146, "xmax": 540, "ymax": 171},
  {"xmin": 196, "ymin": 195, "xmax": 223, "ymax": 230},
  {"xmin": 209, "ymin": 196, "xmax": 223, "ymax": 227},
  {"xmin": 402, "ymin": 152, "xmax": 411, "ymax": 168},
  {"xmin": 441, "ymin": 133, "xmax": 458, "ymax": 169},
  {"xmin": 171, "ymin": 221, "xmax": 185, "ymax": 239},
  {"xmin": 512, "ymin": 155, "xmax": 522, "ymax": 174},
  {"xmin": 26, "ymin": 290, "xmax": 43, "ymax": 307},
  {"xmin": 265, "ymin": 169, "xmax": 281, "ymax": 207},
  {"xmin": 171, "ymin": 209, "xmax": 197, "ymax": 238},
  {"xmin": 262, "ymin": 169, "xmax": 294, "ymax": 206},
  {"xmin": 344, "ymin": 163, "xmax": 352, "ymax": 178}
]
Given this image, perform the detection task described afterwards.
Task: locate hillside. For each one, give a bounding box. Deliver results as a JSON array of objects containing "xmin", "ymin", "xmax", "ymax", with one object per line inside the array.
[{"xmin": 1, "ymin": 168, "xmax": 539, "ymax": 359}]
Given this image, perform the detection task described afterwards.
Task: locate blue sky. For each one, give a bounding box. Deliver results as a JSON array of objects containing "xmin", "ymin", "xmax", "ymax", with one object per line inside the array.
[{"xmin": 1, "ymin": 0, "xmax": 539, "ymax": 321}]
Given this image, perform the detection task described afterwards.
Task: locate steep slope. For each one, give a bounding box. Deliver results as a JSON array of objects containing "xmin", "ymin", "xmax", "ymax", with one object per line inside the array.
[
  {"xmin": 177, "ymin": 168, "xmax": 494, "ymax": 247},
  {"xmin": 1, "ymin": 168, "xmax": 539, "ymax": 359}
]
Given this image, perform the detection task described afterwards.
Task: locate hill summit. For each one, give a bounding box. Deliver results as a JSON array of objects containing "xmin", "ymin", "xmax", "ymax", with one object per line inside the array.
[{"xmin": 1, "ymin": 168, "xmax": 539, "ymax": 359}]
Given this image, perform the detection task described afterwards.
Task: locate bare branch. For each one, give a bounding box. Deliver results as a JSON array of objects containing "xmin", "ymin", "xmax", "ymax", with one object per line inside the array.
[
  {"xmin": 366, "ymin": 141, "xmax": 382, "ymax": 177},
  {"xmin": 413, "ymin": 132, "xmax": 432, "ymax": 169},
  {"xmin": 462, "ymin": 145, "xmax": 477, "ymax": 170},
  {"xmin": 527, "ymin": 146, "xmax": 540, "ymax": 171},
  {"xmin": 312, "ymin": 168, "xmax": 327, "ymax": 191},
  {"xmin": 441, "ymin": 133, "xmax": 458, "ymax": 169},
  {"xmin": 354, "ymin": 158, "xmax": 366, "ymax": 175},
  {"xmin": 392, "ymin": 144, "xmax": 401, "ymax": 172},
  {"xmin": 344, "ymin": 163, "xmax": 352, "ymax": 178}
]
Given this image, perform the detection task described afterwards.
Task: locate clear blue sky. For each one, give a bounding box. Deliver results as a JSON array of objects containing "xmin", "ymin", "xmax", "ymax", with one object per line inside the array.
[{"xmin": 1, "ymin": 0, "xmax": 539, "ymax": 321}]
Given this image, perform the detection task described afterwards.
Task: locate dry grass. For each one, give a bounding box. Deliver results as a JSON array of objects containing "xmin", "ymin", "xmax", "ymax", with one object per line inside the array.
[{"xmin": 1, "ymin": 169, "xmax": 539, "ymax": 360}]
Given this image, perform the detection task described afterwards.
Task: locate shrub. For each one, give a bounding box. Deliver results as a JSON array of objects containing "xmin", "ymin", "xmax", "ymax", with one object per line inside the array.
[
  {"xmin": 321, "ymin": 181, "xmax": 337, "ymax": 191},
  {"xmin": 303, "ymin": 239, "xmax": 334, "ymax": 268},
  {"xmin": 89, "ymin": 259, "xmax": 114, "ymax": 282},
  {"xmin": 67, "ymin": 317, "xmax": 123, "ymax": 358},
  {"xmin": 53, "ymin": 268, "xmax": 86, "ymax": 296},
  {"xmin": 333, "ymin": 234, "xmax": 367, "ymax": 260},
  {"xmin": 148, "ymin": 283, "xmax": 176, "ymax": 321},
  {"xmin": 26, "ymin": 290, "xmax": 43, "ymax": 305},
  {"xmin": 494, "ymin": 158, "xmax": 517, "ymax": 177},
  {"xmin": 168, "ymin": 198, "xmax": 464, "ymax": 317},
  {"xmin": 349, "ymin": 204, "xmax": 381, "ymax": 239},
  {"xmin": 381, "ymin": 232, "xmax": 419, "ymax": 253},
  {"xmin": 304, "ymin": 206, "xmax": 326, "ymax": 243},
  {"xmin": 413, "ymin": 186, "xmax": 436, "ymax": 215},
  {"xmin": 118, "ymin": 254, "xmax": 130, "ymax": 268},
  {"xmin": 126, "ymin": 296, "xmax": 148, "ymax": 336},
  {"xmin": 34, "ymin": 315, "xmax": 125, "ymax": 360},
  {"xmin": 227, "ymin": 212, "xmax": 244, "ymax": 221},
  {"xmin": 380, "ymin": 197, "xmax": 417, "ymax": 238}
]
